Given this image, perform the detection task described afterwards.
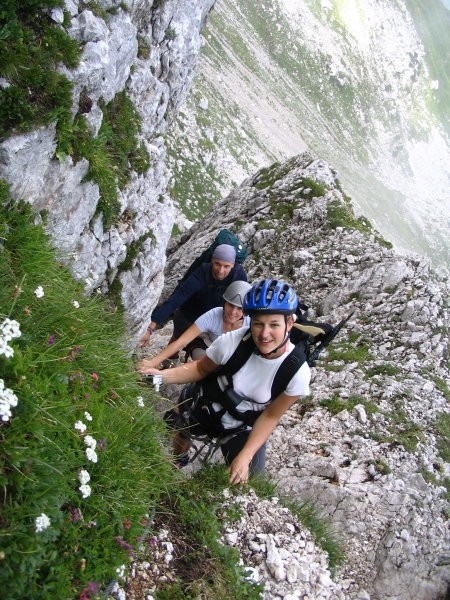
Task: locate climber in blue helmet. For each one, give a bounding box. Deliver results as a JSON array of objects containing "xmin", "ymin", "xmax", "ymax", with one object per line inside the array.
[{"xmin": 139, "ymin": 279, "xmax": 311, "ymax": 485}]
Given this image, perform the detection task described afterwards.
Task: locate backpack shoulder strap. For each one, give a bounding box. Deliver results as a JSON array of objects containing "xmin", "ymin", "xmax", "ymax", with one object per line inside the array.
[
  {"xmin": 221, "ymin": 329, "xmax": 307, "ymax": 399},
  {"xmin": 270, "ymin": 341, "xmax": 308, "ymax": 401},
  {"xmin": 220, "ymin": 328, "xmax": 255, "ymax": 376}
]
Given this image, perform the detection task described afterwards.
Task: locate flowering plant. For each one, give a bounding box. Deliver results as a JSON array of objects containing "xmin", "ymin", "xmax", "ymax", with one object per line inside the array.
[{"xmin": 0, "ymin": 201, "xmax": 173, "ymax": 599}]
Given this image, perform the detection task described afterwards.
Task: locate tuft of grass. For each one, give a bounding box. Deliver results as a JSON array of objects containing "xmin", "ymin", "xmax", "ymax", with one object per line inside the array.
[
  {"xmin": 0, "ymin": 195, "xmax": 174, "ymax": 599},
  {"xmin": 300, "ymin": 176, "xmax": 327, "ymax": 198},
  {"xmin": 58, "ymin": 91, "xmax": 150, "ymax": 228},
  {"xmin": 326, "ymin": 341, "xmax": 371, "ymax": 364},
  {"xmin": 249, "ymin": 473, "xmax": 345, "ymax": 570},
  {"xmin": 0, "ymin": 0, "xmax": 80, "ymax": 137},
  {"xmin": 430, "ymin": 376, "xmax": 450, "ymax": 401},
  {"xmin": 154, "ymin": 465, "xmax": 263, "ymax": 599},
  {"xmin": 434, "ymin": 412, "xmax": 450, "ymax": 463},
  {"xmin": 371, "ymin": 405, "xmax": 426, "ymax": 453},
  {"xmin": 366, "ymin": 364, "xmax": 402, "ymax": 378},
  {"xmin": 319, "ymin": 394, "xmax": 377, "ymax": 416},
  {"xmin": 327, "ymin": 197, "xmax": 372, "ymax": 233},
  {"xmin": 281, "ymin": 499, "xmax": 345, "ymax": 570}
]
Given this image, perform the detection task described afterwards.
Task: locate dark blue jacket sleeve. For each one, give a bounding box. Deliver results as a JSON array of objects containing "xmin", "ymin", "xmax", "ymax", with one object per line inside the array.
[{"xmin": 151, "ymin": 267, "xmax": 205, "ymax": 325}]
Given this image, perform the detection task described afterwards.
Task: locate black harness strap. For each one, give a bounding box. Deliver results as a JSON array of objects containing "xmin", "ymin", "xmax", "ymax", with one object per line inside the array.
[
  {"xmin": 210, "ymin": 329, "xmax": 308, "ymax": 425},
  {"xmin": 270, "ymin": 342, "xmax": 307, "ymax": 400},
  {"xmin": 220, "ymin": 327, "xmax": 307, "ymax": 401},
  {"xmin": 219, "ymin": 328, "xmax": 255, "ymax": 377}
]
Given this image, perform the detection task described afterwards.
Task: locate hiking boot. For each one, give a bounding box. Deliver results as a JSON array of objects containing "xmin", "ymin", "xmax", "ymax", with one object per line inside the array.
[{"xmin": 174, "ymin": 451, "xmax": 190, "ymax": 469}]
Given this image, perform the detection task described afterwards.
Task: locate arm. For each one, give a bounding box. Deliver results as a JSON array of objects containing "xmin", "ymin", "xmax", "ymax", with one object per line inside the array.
[
  {"xmin": 140, "ymin": 269, "xmax": 205, "ymax": 347},
  {"xmin": 137, "ymin": 354, "xmax": 218, "ymax": 384},
  {"xmin": 138, "ymin": 323, "xmax": 202, "ymax": 369},
  {"xmin": 151, "ymin": 269, "xmax": 205, "ymax": 327},
  {"xmin": 139, "ymin": 320, "xmax": 158, "ymax": 347},
  {"xmin": 229, "ymin": 392, "xmax": 300, "ymax": 485}
]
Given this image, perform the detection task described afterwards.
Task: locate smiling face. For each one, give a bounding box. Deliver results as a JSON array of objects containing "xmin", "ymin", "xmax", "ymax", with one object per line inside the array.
[
  {"xmin": 250, "ymin": 313, "xmax": 294, "ymax": 358},
  {"xmin": 211, "ymin": 259, "xmax": 234, "ymax": 280},
  {"xmin": 223, "ymin": 300, "xmax": 244, "ymax": 325}
]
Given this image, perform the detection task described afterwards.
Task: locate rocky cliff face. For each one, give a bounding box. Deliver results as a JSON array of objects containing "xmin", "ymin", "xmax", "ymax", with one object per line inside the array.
[
  {"xmin": 0, "ymin": 0, "xmax": 215, "ymax": 343},
  {"xmin": 151, "ymin": 152, "xmax": 450, "ymax": 600}
]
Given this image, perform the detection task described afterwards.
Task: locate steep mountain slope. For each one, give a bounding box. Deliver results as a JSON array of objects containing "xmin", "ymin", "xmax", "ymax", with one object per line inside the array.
[
  {"xmin": 166, "ymin": 0, "xmax": 450, "ymax": 267},
  {"xmin": 157, "ymin": 151, "xmax": 450, "ymax": 599}
]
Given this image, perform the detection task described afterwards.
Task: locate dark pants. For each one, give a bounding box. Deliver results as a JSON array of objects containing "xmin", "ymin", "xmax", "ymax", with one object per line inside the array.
[
  {"xmin": 221, "ymin": 431, "xmax": 266, "ymax": 475},
  {"xmin": 170, "ymin": 309, "xmax": 207, "ymax": 360},
  {"xmin": 171, "ymin": 309, "xmax": 192, "ymax": 340}
]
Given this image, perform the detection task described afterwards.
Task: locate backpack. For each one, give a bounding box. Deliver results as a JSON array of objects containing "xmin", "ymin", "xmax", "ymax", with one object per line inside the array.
[
  {"xmin": 179, "ymin": 229, "xmax": 247, "ymax": 285},
  {"xmin": 173, "ymin": 312, "xmax": 353, "ymax": 439}
]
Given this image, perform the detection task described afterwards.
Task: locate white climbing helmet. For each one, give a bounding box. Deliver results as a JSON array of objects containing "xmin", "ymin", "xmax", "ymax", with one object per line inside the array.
[{"xmin": 223, "ymin": 280, "xmax": 252, "ymax": 308}]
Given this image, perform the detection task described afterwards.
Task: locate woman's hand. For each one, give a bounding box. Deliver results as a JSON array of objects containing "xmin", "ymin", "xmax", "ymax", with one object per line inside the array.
[
  {"xmin": 139, "ymin": 357, "xmax": 160, "ymax": 369},
  {"xmin": 137, "ymin": 360, "xmax": 161, "ymax": 376},
  {"xmin": 229, "ymin": 454, "xmax": 251, "ymax": 485},
  {"xmin": 139, "ymin": 330, "xmax": 151, "ymax": 347}
]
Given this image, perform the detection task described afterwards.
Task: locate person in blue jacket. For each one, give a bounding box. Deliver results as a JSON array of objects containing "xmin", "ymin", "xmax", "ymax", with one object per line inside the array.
[{"xmin": 140, "ymin": 244, "xmax": 247, "ymax": 347}]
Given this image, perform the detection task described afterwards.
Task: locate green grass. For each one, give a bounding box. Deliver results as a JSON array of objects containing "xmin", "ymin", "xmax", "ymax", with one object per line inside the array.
[
  {"xmin": 58, "ymin": 91, "xmax": 150, "ymax": 228},
  {"xmin": 370, "ymin": 405, "xmax": 426, "ymax": 453},
  {"xmin": 366, "ymin": 364, "xmax": 402, "ymax": 378},
  {"xmin": 0, "ymin": 194, "xmax": 174, "ymax": 599},
  {"xmin": 435, "ymin": 412, "xmax": 450, "ymax": 463},
  {"xmin": 280, "ymin": 498, "xmax": 345, "ymax": 570},
  {"xmin": 1, "ymin": 5, "xmax": 149, "ymax": 229},
  {"xmin": 0, "ymin": 0, "xmax": 80, "ymax": 138},
  {"xmin": 326, "ymin": 341, "xmax": 371, "ymax": 364},
  {"xmin": 319, "ymin": 395, "xmax": 377, "ymax": 417},
  {"xmin": 154, "ymin": 465, "xmax": 263, "ymax": 599}
]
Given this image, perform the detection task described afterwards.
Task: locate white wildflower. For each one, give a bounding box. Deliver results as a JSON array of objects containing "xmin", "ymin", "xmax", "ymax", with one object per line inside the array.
[
  {"xmin": 34, "ymin": 286, "xmax": 44, "ymax": 298},
  {"xmin": 0, "ymin": 379, "xmax": 18, "ymax": 422},
  {"xmin": 84, "ymin": 435, "xmax": 96, "ymax": 449},
  {"xmin": 116, "ymin": 564, "xmax": 126, "ymax": 579},
  {"xmin": 137, "ymin": 396, "xmax": 145, "ymax": 407},
  {"xmin": 74, "ymin": 420, "xmax": 87, "ymax": 433},
  {"xmin": 0, "ymin": 318, "xmax": 21, "ymax": 341},
  {"xmin": 35, "ymin": 513, "xmax": 51, "ymax": 532},
  {"xmin": 72, "ymin": 300, "xmax": 80, "ymax": 309},
  {"xmin": 86, "ymin": 447, "xmax": 98, "ymax": 463},
  {"xmin": 84, "ymin": 411, "xmax": 93, "ymax": 421},
  {"xmin": 79, "ymin": 469, "xmax": 91, "ymax": 485},
  {"xmin": 0, "ymin": 338, "xmax": 14, "ymax": 358},
  {"xmin": 79, "ymin": 484, "xmax": 92, "ymax": 499}
]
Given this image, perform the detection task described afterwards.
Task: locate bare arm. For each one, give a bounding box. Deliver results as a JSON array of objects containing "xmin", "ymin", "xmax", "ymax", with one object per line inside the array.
[
  {"xmin": 229, "ymin": 392, "xmax": 300, "ymax": 484},
  {"xmin": 137, "ymin": 354, "xmax": 218, "ymax": 384},
  {"xmin": 139, "ymin": 320, "xmax": 158, "ymax": 347},
  {"xmin": 138, "ymin": 324, "xmax": 202, "ymax": 369}
]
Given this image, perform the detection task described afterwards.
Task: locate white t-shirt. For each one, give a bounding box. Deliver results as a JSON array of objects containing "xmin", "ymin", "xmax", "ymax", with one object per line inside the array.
[
  {"xmin": 206, "ymin": 328, "xmax": 311, "ymax": 430},
  {"xmin": 195, "ymin": 307, "xmax": 250, "ymax": 344}
]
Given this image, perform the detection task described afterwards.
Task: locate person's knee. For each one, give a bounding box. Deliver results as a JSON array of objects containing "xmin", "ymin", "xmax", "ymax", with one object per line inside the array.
[
  {"xmin": 191, "ymin": 347, "xmax": 206, "ymax": 360},
  {"xmin": 249, "ymin": 444, "xmax": 266, "ymax": 475}
]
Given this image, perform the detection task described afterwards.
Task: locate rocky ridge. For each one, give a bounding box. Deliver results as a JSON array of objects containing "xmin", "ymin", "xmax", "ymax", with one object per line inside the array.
[{"xmin": 138, "ymin": 152, "xmax": 450, "ymax": 599}]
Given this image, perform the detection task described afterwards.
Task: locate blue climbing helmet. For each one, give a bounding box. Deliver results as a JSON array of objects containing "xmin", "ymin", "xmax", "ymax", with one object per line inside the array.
[{"xmin": 243, "ymin": 279, "xmax": 298, "ymax": 315}]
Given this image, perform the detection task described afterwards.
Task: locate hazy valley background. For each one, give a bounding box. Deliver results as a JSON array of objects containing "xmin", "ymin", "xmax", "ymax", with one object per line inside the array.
[{"xmin": 166, "ymin": 0, "xmax": 450, "ymax": 268}]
